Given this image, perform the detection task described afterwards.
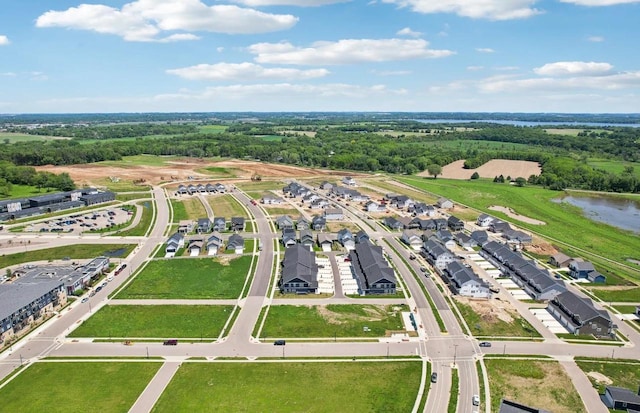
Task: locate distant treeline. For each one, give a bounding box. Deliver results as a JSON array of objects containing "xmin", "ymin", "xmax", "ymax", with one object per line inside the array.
[
  {"xmin": 0, "ymin": 161, "xmax": 75, "ymax": 197},
  {"xmin": 6, "ymin": 123, "xmax": 197, "ymax": 140}
]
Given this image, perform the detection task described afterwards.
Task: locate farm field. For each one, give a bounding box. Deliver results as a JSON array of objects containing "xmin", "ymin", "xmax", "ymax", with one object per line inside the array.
[
  {"xmin": 0, "ymin": 362, "xmax": 160, "ymax": 413},
  {"xmin": 207, "ymin": 194, "xmax": 248, "ymax": 218},
  {"xmin": 69, "ymin": 305, "xmax": 233, "ymax": 338},
  {"xmin": 0, "ymin": 244, "xmax": 134, "ymax": 269},
  {"xmin": 197, "ymin": 125, "xmax": 228, "ymax": 133},
  {"xmin": 151, "ymin": 361, "xmax": 422, "ymax": 413},
  {"xmin": 260, "ymin": 304, "xmax": 409, "ymax": 338},
  {"xmin": 0, "ymin": 132, "xmax": 69, "ymax": 143},
  {"xmin": 397, "ymin": 176, "xmax": 640, "ymax": 282},
  {"xmin": 485, "ymin": 359, "xmax": 585, "ymax": 413},
  {"xmin": 116, "ymin": 256, "xmax": 252, "ymax": 299},
  {"xmin": 429, "ymin": 159, "xmax": 542, "ymax": 180}
]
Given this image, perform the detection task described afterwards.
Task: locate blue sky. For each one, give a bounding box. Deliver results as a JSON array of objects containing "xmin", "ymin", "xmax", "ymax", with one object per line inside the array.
[{"xmin": 0, "ymin": 0, "xmax": 639, "ymax": 113}]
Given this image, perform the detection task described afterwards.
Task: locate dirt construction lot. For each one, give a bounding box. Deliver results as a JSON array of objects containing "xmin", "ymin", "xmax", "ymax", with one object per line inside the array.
[{"xmin": 423, "ymin": 159, "xmax": 542, "ymax": 180}]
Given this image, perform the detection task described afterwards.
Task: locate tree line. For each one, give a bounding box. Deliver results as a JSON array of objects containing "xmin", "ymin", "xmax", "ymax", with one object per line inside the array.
[{"xmin": 0, "ymin": 161, "xmax": 75, "ymax": 197}]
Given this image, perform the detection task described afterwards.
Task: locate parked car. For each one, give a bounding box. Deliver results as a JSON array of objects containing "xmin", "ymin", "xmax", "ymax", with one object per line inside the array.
[
  {"xmin": 472, "ymin": 395, "xmax": 480, "ymax": 406},
  {"xmin": 273, "ymin": 340, "xmax": 286, "ymax": 346},
  {"xmin": 81, "ymin": 297, "xmax": 89, "ymax": 303},
  {"xmin": 431, "ymin": 372, "xmax": 438, "ymax": 383},
  {"xmin": 479, "ymin": 342, "xmax": 491, "ymax": 348},
  {"xmin": 163, "ymin": 339, "xmax": 178, "ymax": 346},
  {"xmin": 409, "ymin": 253, "xmax": 417, "ymax": 260},
  {"xmin": 419, "ymin": 266, "xmax": 427, "ymax": 273}
]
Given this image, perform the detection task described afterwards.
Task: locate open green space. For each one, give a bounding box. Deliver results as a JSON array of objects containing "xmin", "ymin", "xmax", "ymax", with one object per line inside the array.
[
  {"xmin": 197, "ymin": 125, "xmax": 228, "ymax": 133},
  {"xmin": 485, "ymin": 359, "xmax": 585, "ymax": 413},
  {"xmin": 69, "ymin": 305, "xmax": 233, "ymax": 338},
  {"xmin": 397, "ymin": 176, "xmax": 640, "ymax": 282},
  {"xmin": 151, "ymin": 361, "xmax": 421, "ymax": 413},
  {"xmin": 1, "ymin": 183, "xmax": 56, "ymax": 199},
  {"xmin": 207, "ymin": 194, "xmax": 248, "ymax": 218},
  {"xmin": 576, "ymin": 359, "xmax": 640, "ymax": 394},
  {"xmin": 612, "ymin": 305, "xmax": 639, "ymax": 313},
  {"xmin": 260, "ymin": 304, "xmax": 409, "ymax": 338},
  {"xmin": 0, "ymin": 132, "xmax": 67, "ymax": 143},
  {"xmin": 171, "ymin": 197, "xmax": 206, "ymax": 221},
  {"xmin": 116, "ymin": 201, "xmax": 153, "ymax": 237},
  {"xmin": 587, "ymin": 158, "xmax": 640, "ymax": 179},
  {"xmin": 96, "ymin": 155, "xmax": 180, "ymax": 168},
  {"xmin": 116, "ymin": 256, "xmax": 252, "ymax": 299},
  {"xmin": 116, "ymin": 192, "xmax": 149, "ymax": 202},
  {"xmin": 0, "ymin": 244, "xmax": 134, "ymax": 269},
  {"xmin": 170, "ymin": 199, "xmax": 188, "ymax": 222},
  {"xmin": 0, "ymin": 362, "xmax": 160, "ymax": 413},
  {"xmin": 234, "ymin": 180, "xmax": 283, "ymax": 191},
  {"xmin": 453, "ymin": 299, "xmax": 541, "ymax": 338},
  {"xmin": 586, "ymin": 286, "xmax": 640, "ymax": 302}
]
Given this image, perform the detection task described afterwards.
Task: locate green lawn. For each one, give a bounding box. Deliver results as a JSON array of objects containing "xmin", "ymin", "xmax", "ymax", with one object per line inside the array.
[
  {"xmin": 612, "ymin": 305, "xmax": 639, "ymax": 313},
  {"xmin": 0, "ymin": 244, "xmax": 134, "ymax": 268},
  {"xmin": 69, "ymin": 305, "xmax": 233, "ymax": 338},
  {"xmin": 116, "ymin": 256, "xmax": 252, "ymax": 299},
  {"xmin": 207, "ymin": 194, "xmax": 248, "ymax": 218},
  {"xmin": 234, "ymin": 180, "xmax": 283, "ymax": 191},
  {"xmin": 152, "ymin": 362, "xmax": 421, "ymax": 413},
  {"xmin": 116, "ymin": 201, "xmax": 153, "ymax": 237},
  {"xmin": 170, "ymin": 197, "xmax": 206, "ymax": 222},
  {"xmin": 261, "ymin": 304, "xmax": 409, "ymax": 338},
  {"xmin": 454, "ymin": 299, "xmax": 541, "ymax": 338},
  {"xmin": 397, "ymin": 176, "xmax": 640, "ymax": 282},
  {"xmin": 96, "ymin": 155, "xmax": 181, "ymax": 167},
  {"xmin": 0, "ymin": 362, "xmax": 160, "ymax": 413},
  {"xmin": 197, "ymin": 125, "xmax": 228, "ymax": 133},
  {"xmin": 587, "ymin": 158, "xmax": 640, "ymax": 179},
  {"xmin": 586, "ymin": 286, "xmax": 640, "ymax": 302},
  {"xmin": 0, "ymin": 132, "xmax": 67, "ymax": 143},
  {"xmin": 170, "ymin": 199, "xmax": 188, "ymax": 222},
  {"xmin": 485, "ymin": 360, "xmax": 585, "ymax": 413},
  {"xmin": 2, "ymin": 184, "xmax": 56, "ymax": 199},
  {"xmin": 575, "ymin": 359, "xmax": 640, "ymax": 393}
]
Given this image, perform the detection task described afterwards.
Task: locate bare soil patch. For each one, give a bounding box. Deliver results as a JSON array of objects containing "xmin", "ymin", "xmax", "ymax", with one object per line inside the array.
[
  {"xmin": 488, "ymin": 205, "xmax": 546, "ymax": 225},
  {"xmin": 587, "ymin": 372, "xmax": 613, "ymax": 385},
  {"xmin": 525, "ymin": 240, "xmax": 557, "ymax": 256},
  {"xmin": 422, "ymin": 159, "xmax": 542, "ymax": 180},
  {"xmin": 458, "ymin": 296, "xmax": 515, "ymax": 323}
]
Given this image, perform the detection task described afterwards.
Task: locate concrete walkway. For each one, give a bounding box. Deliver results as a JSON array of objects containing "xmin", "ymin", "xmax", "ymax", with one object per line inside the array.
[
  {"xmin": 559, "ymin": 360, "xmax": 609, "ymax": 413},
  {"xmin": 128, "ymin": 361, "xmax": 181, "ymax": 413}
]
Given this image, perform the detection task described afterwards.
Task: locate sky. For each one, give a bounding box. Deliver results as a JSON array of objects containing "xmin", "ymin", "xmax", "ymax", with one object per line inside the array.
[{"xmin": 1, "ymin": 0, "xmax": 639, "ymax": 113}]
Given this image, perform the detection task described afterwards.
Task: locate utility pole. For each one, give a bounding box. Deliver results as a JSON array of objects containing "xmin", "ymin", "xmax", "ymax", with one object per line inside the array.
[
  {"xmin": 146, "ymin": 347, "xmax": 149, "ymax": 359},
  {"xmin": 453, "ymin": 344, "xmax": 458, "ymax": 367}
]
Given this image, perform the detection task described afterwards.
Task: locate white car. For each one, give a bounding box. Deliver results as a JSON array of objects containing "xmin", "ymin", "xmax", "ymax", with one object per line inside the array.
[{"xmin": 472, "ymin": 395, "xmax": 480, "ymax": 406}]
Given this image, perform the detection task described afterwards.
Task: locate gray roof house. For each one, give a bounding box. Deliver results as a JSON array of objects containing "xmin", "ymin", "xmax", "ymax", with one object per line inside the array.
[
  {"xmin": 317, "ymin": 233, "xmax": 337, "ymax": 252},
  {"xmin": 422, "ymin": 237, "xmax": 456, "ymax": 270},
  {"xmin": 549, "ymin": 252, "xmax": 572, "ymax": 268},
  {"xmin": 568, "ymin": 260, "xmax": 595, "ymax": 279},
  {"xmin": 166, "ymin": 232, "xmax": 185, "ymax": 254},
  {"xmin": 279, "ymin": 244, "xmax": 318, "ymax": 294},
  {"xmin": 197, "ymin": 218, "xmax": 212, "ymax": 233},
  {"xmin": 296, "ymin": 216, "xmax": 310, "ymax": 231},
  {"xmin": 231, "ymin": 217, "xmax": 245, "ymax": 232},
  {"xmin": 324, "ymin": 207, "xmax": 344, "ymax": 221},
  {"xmin": 490, "ymin": 220, "xmax": 512, "ymax": 233},
  {"xmin": 348, "ymin": 240, "xmax": 396, "ymax": 295},
  {"xmin": 206, "ymin": 232, "xmax": 223, "ymax": 255},
  {"xmin": 0, "ymin": 280, "xmax": 66, "ymax": 337},
  {"xmin": 503, "ymin": 229, "xmax": 533, "ymax": 245},
  {"xmin": 354, "ymin": 230, "xmax": 370, "ymax": 244},
  {"xmin": 436, "ymin": 197, "xmax": 453, "ymax": 209},
  {"xmin": 337, "ymin": 228, "xmax": 355, "ymax": 250},
  {"xmin": 447, "ymin": 216, "xmax": 465, "ymax": 231},
  {"xmin": 477, "ymin": 214, "xmax": 495, "ymax": 227},
  {"xmin": 445, "ymin": 261, "xmax": 491, "ymax": 298},
  {"xmin": 311, "ymin": 215, "xmax": 326, "ymax": 231},
  {"xmin": 213, "ymin": 217, "xmax": 227, "ymax": 232},
  {"xmin": 226, "ymin": 234, "xmax": 245, "ymax": 253},
  {"xmin": 602, "ymin": 386, "xmax": 640, "ymax": 411},
  {"xmin": 401, "ymin": 229, "xmax": 423, "ymax": 251},
  {"xmin": 454, "ymin": 232, "xmax": 475, "ymax": 248},
  {"xmin": 300, "ymin": 229, "xmax": 314, "ymax": 250},
  {"xmin": 188, "ymin": 238, "xmax": 203, "ymax": 255},
  {"xmin": 382, "ymin": 216, "xmax": 404, "ymax": 230},
  {"xmin": 282, "ymin": 228, "xmax": 297, "ymax": 248},
  {"xmin": 548, "ymin": 290, "xmax": 615, "ymax": 337},
  {"xmin": 470, "ymin": 230, "xmax": 489, "ymax": 246},
  {"xmin": 276, "ymin": 215, "xmax": 295, "ymax": 230},
  {"xmin": 498, "ymin": 399, "xmax": 551, "ymax": 413}
]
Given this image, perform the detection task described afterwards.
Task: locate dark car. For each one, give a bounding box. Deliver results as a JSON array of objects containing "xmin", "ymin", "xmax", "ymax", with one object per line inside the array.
[
  {"xmin": 479, "ymin": 342, "xmax": 491, "ymax": 347},
  {"xmin": 273, "ymin": 340, "xmax": 286, "ymax": 346},
  {"xmin": 163, "ymin": 339, "xmax": 178, "ymax": 346},
  {"xmin": 431, "ymin": 372, "xmax": 438, "ymax": 383}
]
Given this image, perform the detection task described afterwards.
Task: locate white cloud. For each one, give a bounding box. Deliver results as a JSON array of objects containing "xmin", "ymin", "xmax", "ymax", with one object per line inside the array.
[
  {"xmin": 216, "ymin": 47, "xmax": 225, "ymax": 53},
  {"xmin": 397, "ymin": 27, "xmax": 422, "ymax": 37},
  {"xmin": 558, "ymin": 0, "xmax": 640, "ymax": 5},
  {"xmin": 476, "ymin": 47, "xmax": 495, "ymax": 53},
  {"xmin": 381, "ymin": 0, "xmax": 542, "ymax": 20},
  {"xmin": 166, "ymin": 62, "xmax": 329, "ymax": 81},
  {"xmin": 371, "ymin": 69, "xmax": 412, "ymax": 76},
  {"xmin": 0, "ymin": 72, "xmax": 16, "ymax": 77},
  {"xmin": 477, "ymin": 71, "xmax": 640, "ymax": 93},
  {"xmin": 588, "ymin": 35, "xmax": 604, "ymax": 42},
  {"xmin": 0, "ymin": 35, "xmax": 10, "ymax": 45},
  {"xmin": 466, "ymin": 66, "xmax": 484, "ymax": 71},
  {"xmin": 230, "ymin": 0, "xmax": 350, "ymax": 5},
  {"xmin": 35, "ymin": 0, "xmax": 298, "ymax": 42},
  {"xmin": 533, "ymin": 61, "xmax": 613, "ymax": 76},
  {"xmin": 249, "ymin": 38, "xmax": 454, "ymax": 65},
  {"xmin": 495, "ymin": 66, "xmax": 520, "ymax": 71}
]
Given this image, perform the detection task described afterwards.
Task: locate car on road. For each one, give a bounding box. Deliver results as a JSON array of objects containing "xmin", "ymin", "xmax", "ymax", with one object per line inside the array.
[
  {"xmin": 100, "ymin": 282, "xmax": 107, "ymax": 288},
  {"xmin": 81, "ymin": 298, "xmax": 89, "ymax": 303},
  {"xmin": 163, "ymin": 339, "xmax": 178, "ymax": 345},
  {"xmin": 430, "ymin": 372, "xmax": 438, "ymax": 383},
  {"xmin": 479, "ymin": 342, "xmax": 491, "ymax": 347},
  {"xmin": 419, "ymin": 266, "xmax": 427, "ymax": 272},
  {"xmin": 95, "ymin": 286, "xmax": 102, "ymax": 292},
  {"xmin": 409, "ymin": 253, "xmax": 416, "ymax": 260},
  {"xmin": 472, "ymin": 395, "xmax": 480, "ymax": 406},
  {"xmin": 273, "ymin": 340, "xmax": 286, "ymax": 346}
]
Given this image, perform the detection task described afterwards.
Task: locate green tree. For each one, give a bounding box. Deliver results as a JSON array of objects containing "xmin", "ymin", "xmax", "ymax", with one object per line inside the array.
[
  {"xmin": 470, "ymin": 172, "xmax": 480, "ymax": 180},
  {"xmin": 515, "ymin": 177, "xmax": 526, "ymax": 187},
  {"xmin": 426, "ymin": 164, "xmax": 442, "ymax": 179}
]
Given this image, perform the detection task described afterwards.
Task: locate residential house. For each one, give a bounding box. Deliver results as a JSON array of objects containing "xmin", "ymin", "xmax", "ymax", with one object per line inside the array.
[
  {"xmin": 337, "ymin": 228, "xmax": 356, "ymax": 250},
  {"xmin": 166, "ymin": 232, "xmax": 185, "ymax": 255},
  {"xmin": 324, "ymin": 208, "xmax": 344, "ymax": 221},
  {"xmin": 568, "ymin": 260, "xmax": 596, "ymax": 279},
  {"xmin": 354, "ymin": 230, "xmax": 370, "ymax": 244},
  {"xmin": 470, "ymin": 230, "xmax": 489, "ymax": 246},
  {"xmin": 261, "ymin": 195, "xmax": 283, "ymax": 205},
  {"xmin": 455, "ymin": 233, "xmax": 475, "ymax": 248},
  {"xmin": 503, "ymin": 229, "xmax": 533, "ymax": 245},
  {"xmin": 196, "ymin": 218, "xmax": 212, "ymax": 233},
  {"xmin": 436, "ymin": 230, "xmax": 456, "ymax": 249},
  {"xmin": 206, "ymin": 232, "xmax": 223, "ymax": 256},
  {"xmin": 319, "ymin": 181, "xmax": 333, "ymax": 190},
  {"xmin": 275, "ymin": 215, "xmax": 295, "ymax": 230},
  {"xmin": 548, "ymin": 291, "xmax": 615, "ymax": 337},
  {"xmin": 296, "ymin": 216, "xmax": 310, "ymax": 231},
  {"xmin": 317, "ymin": 233, "xmax": 336, "ymax": 252},
  {"xmin": 498, "ymin": 399, "xmax": 551, "ymax": 413},
  {"xmin": 436, "ymin": 197, "xmax": 454, "ymax": 209},
  {"xmin": 477, "ymin": 214, "xmax": 495, "ymax": 227},
  {"xmin": 279, "ymin": 244, "xmax": 318, "ymax": 294},
  {"xmin": 282, "ymin": 228, "xmax": 297, "ymax": 248},
  {"xmin": 401, "ymin": 229, "xmax": 423, "ymax": 251},
  {"xmin": 214, "ymin": 183, "xmax": 226, "ymax": 193},
  {"xmin": 406, "ymin": 217, "xmax": 424, "ymax": 230},
  {"xmin": 422, "ymin": 237, "xmax": 456, "ymax": 270},
  {"xmin": 445, "ymin": 261, "xmax": 491, "ymax": 298},
  {"xmin": 447, "ymin": 216, "xmax": 465, "ymax": 231},
  {"xmin": 283, "ymin": 182, "xmax": 310, "ymax": 198},
  {"xmin": 302, "ymin": 193, "xmax": 320, "ymax": 204},
  {"xmin": 226, "ymin": 234, "xmax": 245, "ymax": 254},
  {"xmin": 231, "ymin": 217, "xmax": 245, "ymax": 232},
  {"xmin": 178, "ymin": 220, "xmax": 193, "ymax": 234},
  {"xmin": 212, "ymin": 217, "xmax": 227, "ymax": 232},
  {"xmin": 433, "ymin": 218, "xmax": 448, "ymax": 230},
  {"xmin": 197, "ymin": 184, "xmax": 206, "ymax": 193},
  {"xmin": 342, "ymin": 176, "xmax": 357, "ymax": 186},
  {"xmin": 310, "ymin": 199, "xmax": 329, "ymax": 210},
  {"xmin": 365, "ymin": 201, "xmax": 386, "ymax": 213},
  {"xmin": 299, "ymin": 229, "xmax": 314, "ymax": 250},
  {"xmin": 205, "ymin": 183, "xmax": 216, "ymax": 193},
  {"xmin": 188, "ymin": 238, "xmax": 203, "ymax": 256},
  {"xmin": 390, "ymin": 195, "xmax": 414, "ymax": 210},
  {"xmin": 602, "ymin": 386, "xmax": 640, "ymax": 412},
  {"xmin": 311, "ymin": 215, "xmax": 326, "ymax": 231},
  {"xmin": 348, "ymin": 240, "xmax": 397, "ymax": 295},
  {"xmin": 490, "ymin": 220, "xmax": 512, "ymax": 233},
  {"xmin": 411, "ymin": 203, "xmax": 436, "ymax": 217},
  {"xmin": 421, "ymin": 219, "xmax": 438, "ymax": 231},
  {"xmin": 382, "ymin": 216, "xmax": 404, "ymax": 231},
  {"xmin": 176, "ymin": 185, "xmax": 189, "ymax": 195},
  {"xmin": 350, "ymin": 192, "xmax": 369, "ymax": 202},
  {"xmin": 549, "ymin": 253, "xmax": 573, "ymax": 268},
  {"xmin": 187, "ymin": 184, "xmax": 197, "ymax": 194}
]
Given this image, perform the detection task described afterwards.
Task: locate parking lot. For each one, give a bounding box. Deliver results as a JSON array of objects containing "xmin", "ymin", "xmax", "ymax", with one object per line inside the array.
[{"xmin": 23, "ymin": 207, "xmax": 133, "ymax": 234}]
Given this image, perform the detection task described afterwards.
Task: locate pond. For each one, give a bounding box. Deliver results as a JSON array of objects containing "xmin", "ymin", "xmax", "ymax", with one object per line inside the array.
[{"xmin": 553, "ymin": 195, "xmax": 640, "ymax": 233}]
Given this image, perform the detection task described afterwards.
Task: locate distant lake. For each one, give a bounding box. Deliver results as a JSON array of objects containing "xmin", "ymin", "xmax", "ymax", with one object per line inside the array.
[
  {"xmin": 414, "ymin": 119, "xmax": 640, "ymax": 128},
  {"xmin": 553, "ymin": 195, "xmax": 640, "ymax": 233}
]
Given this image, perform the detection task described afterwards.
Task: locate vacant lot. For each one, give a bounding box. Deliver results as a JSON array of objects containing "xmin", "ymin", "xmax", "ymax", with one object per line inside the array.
[
  {"xmin": 261, "ymin": 304, "xmax": 409, "ymax": 338},
  {"xmin": 586, "ymin": 286, "xmax": 640, "ymax": 302},
  {"xmin": 576, "ymin": 359, "xmax": 640, "ymax": 393},
  {"xmin": 152, "ymin": 362, "xmax": 421, "ymax": 413},
  {"xmin": 0, "ymin": 244, "xmax": 135, "ymax": 269},
  {"xmin": 454, "ymin": 298, "xmax": 540, "ymax": 338},
  {"xmin": 116, "ymin": 256, "xmax": 251, "ymax": 299},
  {"xmin": 69, "ymin": 305, "xmax": 233, "ymax": 338},
  {"xmin": 485, "ymin": 360, "xmax": 585, "ymax": 413},
  {"xmin": 171, "ymin": 197, "xmax": 207, "ymax": 221},
  {"xmin": 428, "ymin": 159, "xmax": 542, "ymax": 180},
  {"xmin": 0, "ymin": 362, "xmax": 160, "ymax": 413},
  {"xmin": 207, "ymin": 194, "xmax": 247, "ymax": 218}
]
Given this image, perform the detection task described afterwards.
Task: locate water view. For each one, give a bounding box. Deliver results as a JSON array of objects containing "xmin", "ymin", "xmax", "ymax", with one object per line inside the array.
[
  {"xmin": 554, "ymin": 195, "xmax": 640, "ymax": 233},
  {"xmin": 415, "ymin": 119, "xmax": 640, "ymax": 128}
]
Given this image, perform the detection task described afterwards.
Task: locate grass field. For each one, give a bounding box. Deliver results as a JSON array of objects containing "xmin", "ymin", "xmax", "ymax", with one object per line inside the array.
[
  {"xmin": 454, "ymin": 299, "xmax": 541, "ymax": 338},
  {"xmin": 485, "ymin": 359, "xmax": 585, "ymax": 413},
  {"xmin": 0, "ymin": 362, "xmax": 160, "ymax": 413},
  {"xmin": 170, "ymin": 199, "xmax": 188, "ymax": 222},
  {"xmin": 2, "ymin": 184, "xmax": 56, "ymax": 199},
  {"xmin": 0, "ymin": 132, "xmax": 68, "ymax": 143},
  {"xmin": 116, "ymin": 256, "xmax": 252, "ymax": 299},
  {"xmin": 151, "ymin": 361, "xmax": 421, "ymax": 413},
  {"xmin": 96, "ymin": 155, "xmax": 181, "ymax": 168},
  {"xmin": 587, "ymin": 158, "xmax": 640, "ymax": 179},
  {"xmin": 397, "ymin": 176, "xmax": 640, "ymax": 282},
  {"xmin": 116, "ymin": 201, "xmax": 153, "ymax": 237},
  {"xmin": 586, "ymin": 286, "xmax": 640, "ymax": 302},
  {"xmin": 197, "ymin": 166, "xmax": 238, "ymax": 177},
  {"xmin": 234, "ymin": 180, "xmax": 283, "ymax": 191},
  {"xmin": 69, "ymin": 305, "xmax": 233, "ymax": 338},
  {"xmin": 171, "ymin": 197, "xmax": 206, "ymax": 221},
  {"xmin": 575, "ymin": 359, "xmax": 640, "ymax": 393},
  {"xmin": 207, "ymin": 194, "xmax": 248, "ymax": 218},
  {"xmin": 197, "ymin": 125, "xmax": 228, "ymax": 134},
  {"xmin": 0, "ymin": 244, "xmax": 134, "ymax": 269},
  {"xmin": 260, "ymin": 304, "xmax": 409, "ymax": 338}
]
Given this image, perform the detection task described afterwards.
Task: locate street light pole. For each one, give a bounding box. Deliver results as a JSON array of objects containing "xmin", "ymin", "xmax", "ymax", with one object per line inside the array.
[{"xmin": 453, "ymin": 344, "xmax": 458, "ymax": 367}]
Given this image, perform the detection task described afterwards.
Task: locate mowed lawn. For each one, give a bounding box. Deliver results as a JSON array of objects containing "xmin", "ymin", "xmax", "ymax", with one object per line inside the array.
[
  {"xmin": 261, "ymin": 304, "xmax": 408, "ymax": 338},
  {"xmin": 0, "ymin": 362, "xmax": 160, "ymax": 413},
  {"xmin": 207, "ymin": 194, "xmax": 248, "ymax": 218},
  {"xmin": 171, "ymin": 197, "xmax": 207, "ymax": 221},
  {"xmin": 151, "ymin": 362, "xmax": 421, "ymax": 413},
  {"xmin": 0, "ymin": 244, "xmax": 134, "ymax": 269},
  {"xmin": 69, "ymin": 305, "xmax": 233, "ymax": 338},
  {"xmin": 485, "ymin": 360, "xmax": 585, "ymax": 413},
  {"xmin": 117, "ymin": 256, "xmax": 251, "ymax": 299}
]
